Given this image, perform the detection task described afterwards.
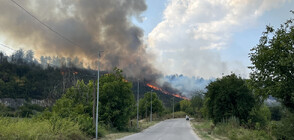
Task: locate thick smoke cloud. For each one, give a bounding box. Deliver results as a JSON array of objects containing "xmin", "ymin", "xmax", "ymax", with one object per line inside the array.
[{"xmin": 0, "ymin": 0, "xmax": 159, "ymax": 80}]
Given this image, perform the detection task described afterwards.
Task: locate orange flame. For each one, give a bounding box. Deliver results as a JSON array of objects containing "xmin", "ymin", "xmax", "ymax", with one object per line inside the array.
[
  {"xmin": 146, "ymin": 83, "xmax": 160, "ymax": 90},
  {"xmin": 146, "ymin": 83, "xmax": 189, "ymax": 100}
]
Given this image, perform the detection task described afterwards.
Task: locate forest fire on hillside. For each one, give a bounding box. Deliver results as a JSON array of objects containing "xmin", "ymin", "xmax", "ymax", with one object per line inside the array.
[{"xmin": 146, "ymin": 83, "xmax": 189, "ymax": 100}]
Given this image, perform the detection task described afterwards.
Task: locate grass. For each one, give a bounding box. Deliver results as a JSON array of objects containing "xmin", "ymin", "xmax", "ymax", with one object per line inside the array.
[
  {"xmin": 100, "ymin": 119, "xmax": 160, "ymax": 140},
  {"xmin": 191, "ymin": 118, "xmax": 275, "ymax": 140},
  {"xmin": 192, "ymin": 119, "xmax": 218, "ymax": 140},
  {"xmin": 0, "ymin": 116, "xmax": 88, "ymax": 140},
  {"xmin": 163, "ymin": 111, "xmax": 187, "ymax": 119}
]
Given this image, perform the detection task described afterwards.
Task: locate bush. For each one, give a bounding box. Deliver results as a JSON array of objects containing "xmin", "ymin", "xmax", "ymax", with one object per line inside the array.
[
  {"xmin": 16, "ymin": 103, "xmax": 45, "ymax": 117},
  {"xmin": 272, "ymin": 111, "xmax": 294, "ymax": 139},
  {"xmin": 205, "ymin": 74, "xmax": 255, "ymax": 124},
  {"xmin": 213, "ymin": 116, "xmax": 240, "ymax": 136},
  {"xmin": 248, "ymin": 105, "xmax": 271, "ymax": 129},
  {"xmin": 268, "ymin": 105, "xmax": 282, "ymax": 121},
  {"xmin": 163, "ymin": 111, "xmax": 187, "ymax": 119},
  {"xmin": 227, "ymin": 128, "xmax": 273, "ymax": 140}
]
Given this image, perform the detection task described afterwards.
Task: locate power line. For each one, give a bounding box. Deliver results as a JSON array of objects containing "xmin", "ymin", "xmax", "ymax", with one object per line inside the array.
[
  {"xmin": 10, "ymin": 0, "xmax": 82, "ymax": 48},
  {"xmin": 0, "ymin": 43, "xmax": 16, "ymax": 52}
]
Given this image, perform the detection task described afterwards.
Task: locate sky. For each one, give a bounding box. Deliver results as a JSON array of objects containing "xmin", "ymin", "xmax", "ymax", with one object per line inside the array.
[
  {"xmin": 133, "ymin": 0, "xmax": 294, "ymax": 79},
  {"xmin": 0, "ymin": 0, "xmax": 294, "ymax": 80}
]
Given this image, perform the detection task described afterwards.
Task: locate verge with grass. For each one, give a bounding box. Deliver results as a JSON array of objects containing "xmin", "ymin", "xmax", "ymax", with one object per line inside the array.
[
  {"xmin": 0, "ymin": 116, "xmax": 88, "ymax": 140},
  {"xmin": 100, "ymin": 119, "xmax": 160, "ymax": 140},
  {"xmin": 191, "ymin": 118, "xmax": 275, "ymax": 140}
]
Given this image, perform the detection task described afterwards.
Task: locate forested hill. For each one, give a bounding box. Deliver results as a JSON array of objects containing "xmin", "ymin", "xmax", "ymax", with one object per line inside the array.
[
  {"xmin": 0, "ymin": 52, "xmax": 98, "ymax": 100},
  {"xmin": 0, "ymin": 51, "xmax": 181, "ymax": 107}
]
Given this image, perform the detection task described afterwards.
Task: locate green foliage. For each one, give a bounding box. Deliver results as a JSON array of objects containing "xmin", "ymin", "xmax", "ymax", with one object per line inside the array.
[
  {"xmin": 0, "ymin": 103, "xmax": 13, "ymax": 116},
  {"xmin": 163, "ymin": 111, "xmax": 186, "ymax": 119},
  {"xmin": 0, "ymin": 51, "xmax": 97, "ymax": 100},
  {"xmin": 268, "ymin": 105, "xmax": 283, "ymax": 121},
  {"xmin": 99, "ymin": 68, "xmax": 135, "ymax": 130},
  {"xmin": 0, "ymin": 57, "xmax": 63, "ymax": 99},
  {"xmin": 205, "ymin": 74, "xmax": 255, "ymax": 124},
  {"xmin": 190, "ymin": 92, "xmax": 204, "ymax": 117},
  {"xmin": 193, "ymin": 118, "xmax": 274, "ymax": 140},
  {"xmin": 47, "ymin": 80, "xmax": 95, "ymax": 136},
  {"xmin": 179, "ymin": 100, "xmax": 193, "ymax": 115},
  {"xmin": 139, "ymin": 92, "xmax": 164, "ymax": 119},
  {"xmin": 272, "ymin": 111, "xmax": 294, "ymax": 139},
  {"xmin": 0, "ymin": 116, "xmax": 87, "ymax": 140},
  {"xmin": 226, "ymin": 128, "xmax": 273, "ymax": 140},
  {"xmin": 38, "ymin": 68, "xmax": 136, "ymax": 136},
  {"xmin": 174, "ymin": 102, "xmax": 180, "ymax": 112},
  {"xmin": 248, "ymin": 105, "xmax": 271, "ymax": 129},
  {"xmin": 249, "ymin": 14, "xmax": 294, "ymax": 112},
  {"xmin": 16, "ymin": 103, "xmax": 45, "ymax": 117}
]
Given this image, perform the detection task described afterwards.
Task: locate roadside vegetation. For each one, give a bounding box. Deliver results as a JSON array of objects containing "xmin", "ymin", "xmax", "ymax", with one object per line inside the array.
[
  {"xmin": 0, "ymin": 116, "xmax": 87, "ymax": 140},
  {"xmin": 0, "ymin": 66, "xmax": 173, "ymax": 139},
  {"xmin": 1, "ymin": 10, "xmax": 293, "ymax": 140},
  {"xmin": 180, "ymin": 13, "xmax": 294, "ymax": 140}
]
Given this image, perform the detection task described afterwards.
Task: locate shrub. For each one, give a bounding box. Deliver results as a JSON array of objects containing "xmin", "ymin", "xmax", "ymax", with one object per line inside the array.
[
  {"xmin": 272, "ymin": 111, "xmax": 294, "ymax": 139},
  {"xmin": 248, "ymin": 105, "xmax": 271, "ymax": 129},
  {"xmin": 205, "ymin": 74, "xmax": 255, "ymax": 124}
]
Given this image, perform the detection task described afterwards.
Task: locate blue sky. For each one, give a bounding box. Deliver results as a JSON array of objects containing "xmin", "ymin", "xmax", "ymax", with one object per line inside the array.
[
  {"xmin": 134, "ymin": 0, "xmax": 294, "ymax": 78},
  {"xmin": 132, "ymin": 0, "xmax": 168, "ymax": 36}
]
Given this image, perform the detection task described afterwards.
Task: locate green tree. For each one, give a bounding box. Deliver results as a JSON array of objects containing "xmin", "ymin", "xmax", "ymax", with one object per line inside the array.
[
  {"xmin": 249, "ymin": 12, "xmax": 294, "ymax": 112},
  {"xmin": 179, "ymin": 100, "xmax": 193, "ymax": 115},
  {"xmin": 99, "ymin": 68, "xmax": 135, "ymax": 130},
  {"xmin": 248, "ymin": 105, "xmax": 271, "ymax": 129},
  {"xmin": 139, "ymin": 92, "xmax": 164, "ymax": 119},
  {"xmin": 205, "ymin": 74, "xmax": 255, "ymax": 124},
  {"xmin": 51, "ymin": 80, "xmax": 95, "ymax": 135},
  {"xmin": 190, "ymin": 91, "xmax": 204, "ymax": 117}
]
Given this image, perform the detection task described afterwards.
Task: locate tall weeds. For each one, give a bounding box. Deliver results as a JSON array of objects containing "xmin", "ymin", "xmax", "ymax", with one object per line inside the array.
[{"xmin": 0, "ymin": 116, "xmax": 88, "ymax": 140}]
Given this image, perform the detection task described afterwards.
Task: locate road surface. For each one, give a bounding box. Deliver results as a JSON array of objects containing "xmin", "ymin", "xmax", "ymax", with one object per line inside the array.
[{"xmin": 120, "ymin": 118, "xmax": 201, "ymax": 140}]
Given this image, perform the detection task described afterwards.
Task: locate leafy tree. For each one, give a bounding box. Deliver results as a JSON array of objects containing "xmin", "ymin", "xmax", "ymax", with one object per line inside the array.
[
  {"xmin": 11, "ymin": 49, "xmax": 24, "ymax": 64},
  {"xmin": 139, "ymin": 92, "xmax": 164, "ymax": 119},
  {"xmin": 179, "ymin": 100, "xmax": 193, "ymax": 115},
  {"xmin": 205, "ymin": 74, "xmax": 255, "ymax": 124},
  {"xmin": 249, "ymin": 13, "xmax": 294, "ymax": 112},
  {"xmin": 248, "ymin": 105, "xmax": 271, "ymax": 129},
  {"xmin": 51, "ymin": 80, "xmax": 95, "ymax": 135},
  {"xmin": 174, "ymin": 102, "xmax": 180, "ymax": 112},
  {"xmin": 190, "ymin": 91, "xmax": 205, "ymax": 117},
  {"xmin": 99, "ymin": 68, "xmax": 135, "ymax": 130}
]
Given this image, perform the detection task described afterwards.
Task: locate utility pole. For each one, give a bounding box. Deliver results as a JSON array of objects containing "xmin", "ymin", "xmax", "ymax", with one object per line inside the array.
[
  {"xmin": 150, "ymin": 90, "xmax": 153, "ymax": 122},
  {"xmin": 173, "ymin": 97, "xmax": 174, "ymax": 119},
  {"xmin": 137, "ymin": 79, "xmax": 139, "ymax": 128},
  {"xmin": 96, "ymin": 51, "xmax": 103, "ymax": 140}
]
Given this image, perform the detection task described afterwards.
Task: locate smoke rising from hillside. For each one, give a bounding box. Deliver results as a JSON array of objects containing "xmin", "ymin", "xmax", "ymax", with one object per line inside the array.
[
  {"xmin": 157, "ymin": 74, "xmax": 214, "ymax": 97},
  {"xmin": 0, "ymin": 0, "xmax": 160, "ymax": 80}
]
